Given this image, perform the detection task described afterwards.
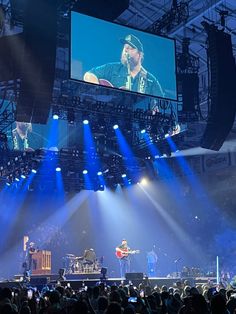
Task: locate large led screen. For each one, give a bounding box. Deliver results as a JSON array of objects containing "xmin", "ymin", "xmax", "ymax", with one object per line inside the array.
[{"xmin": 70, "ymin": 12, "xmax": 177, "ymax": 101}]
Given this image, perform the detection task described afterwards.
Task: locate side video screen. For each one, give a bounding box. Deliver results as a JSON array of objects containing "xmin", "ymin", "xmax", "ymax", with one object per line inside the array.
[{"xmin": 70, "ymin": 12, "xmax": 177, "ymax": 101}]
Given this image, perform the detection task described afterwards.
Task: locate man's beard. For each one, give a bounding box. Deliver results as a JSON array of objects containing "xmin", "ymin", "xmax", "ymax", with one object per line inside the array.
[{"xmin": 121, "ymin": 54, "xmax": 138, "ymax": 69}]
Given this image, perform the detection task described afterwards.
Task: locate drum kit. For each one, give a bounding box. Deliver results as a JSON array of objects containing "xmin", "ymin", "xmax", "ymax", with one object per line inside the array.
[{"xmin": 63, "ymin": 253, "xmax": 101, "ymax": 274}]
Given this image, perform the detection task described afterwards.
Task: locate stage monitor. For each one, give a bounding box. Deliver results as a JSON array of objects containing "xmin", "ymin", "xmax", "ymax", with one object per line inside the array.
[{"xmin": 70, "ymin": 12, "xmax": 177, "ymax": 101}]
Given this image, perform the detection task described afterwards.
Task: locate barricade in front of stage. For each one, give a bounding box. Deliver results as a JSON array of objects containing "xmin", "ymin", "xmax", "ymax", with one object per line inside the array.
[{"xmin": 0, "ymin": 274, "xmax": 216, "ymax": 291}]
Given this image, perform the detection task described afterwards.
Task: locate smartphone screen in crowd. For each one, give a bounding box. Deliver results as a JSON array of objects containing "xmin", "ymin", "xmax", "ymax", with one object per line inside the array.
[{"xmin": 27, "ymin": 290, "xmax": 33, "ymax": 299}]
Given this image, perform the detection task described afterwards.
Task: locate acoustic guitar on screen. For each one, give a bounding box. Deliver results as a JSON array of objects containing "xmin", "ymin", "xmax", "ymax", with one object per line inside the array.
[
  {"xmin": 99, "ymin": 79, "xmax": 127, "ymax": 90},
  {"xmin": 115, "ymin": 249, "xmax": 140, "ymax": 259}
]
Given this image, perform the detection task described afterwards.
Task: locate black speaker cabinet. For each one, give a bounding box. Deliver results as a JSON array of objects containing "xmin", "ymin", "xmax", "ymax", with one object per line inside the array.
[{"xmin": 125, "ymin": 272, "xmax": 144, "ymax": 281}]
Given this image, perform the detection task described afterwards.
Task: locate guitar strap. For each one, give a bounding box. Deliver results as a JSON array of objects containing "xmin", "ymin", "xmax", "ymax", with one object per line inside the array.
[{"xmin": 138, "ymin": 67, "xmax": 148, "ymax": 94}]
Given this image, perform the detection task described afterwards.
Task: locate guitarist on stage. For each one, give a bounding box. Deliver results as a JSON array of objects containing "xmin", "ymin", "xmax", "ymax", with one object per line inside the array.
[
  {"xmin": 83, "ymin": 34, "xmax": 164, "ymax": 98},
  {"xmin": 116, "ymin": 239, "xmax": 132, "ymax": 279}
]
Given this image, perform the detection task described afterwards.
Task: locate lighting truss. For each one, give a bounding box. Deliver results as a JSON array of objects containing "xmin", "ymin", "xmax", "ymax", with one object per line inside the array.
[
  {"xmin": 0, "ymin": 148, "xmax": 151, "ymax": 191},
  {"xmin": 52, "ymin": 96, "xmax": 179, "ymax": 136},
  {"xmin": 147, "ymin": 1, "xmax": 189, "ymax": 35}
]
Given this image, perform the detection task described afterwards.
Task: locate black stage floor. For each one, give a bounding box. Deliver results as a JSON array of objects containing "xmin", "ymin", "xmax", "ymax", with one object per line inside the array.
[{"xmin": 0, "ymin": 274, "xmax": 216, "ymax": 290}]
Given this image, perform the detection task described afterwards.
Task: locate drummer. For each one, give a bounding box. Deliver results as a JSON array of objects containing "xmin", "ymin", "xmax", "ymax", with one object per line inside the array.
[{"xmin": 79, "ymin": 248, "xmax": 96, "ymax": 265}]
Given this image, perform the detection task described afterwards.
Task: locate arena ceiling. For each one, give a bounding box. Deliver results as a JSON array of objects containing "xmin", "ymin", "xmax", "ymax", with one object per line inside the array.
[
  {"xmin": 117, "ymin": 0, "xmax": 236, "ymax": 66},
  {"xmin": 0, "ymin": 0, "xmax": 235, "ymax": 150},
  {"xmin": 119, "ymin": 0, "xmax": 236, "ymax": 146}
]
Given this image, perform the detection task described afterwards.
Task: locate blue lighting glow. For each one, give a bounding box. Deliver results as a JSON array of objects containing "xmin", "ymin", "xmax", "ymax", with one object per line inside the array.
[
  {"xmin": 21, "ymin": 174, "xmax": 26, "ymax": 179},
  {"xmin": 83, "ymin": 120, "xmax": 105, "ymax": 190},
  {"xmin": 114, "ymin": 128, "xmax": 139, "ymax": 182},
  {"xmin": 83, "ymin": 169, "xmax": 88, "ymax": 175},
  {"xmin": 56, "ymin": 167, "xmax": 61, "ymax": 172},
  {"xmin": 121, "ymin": 174, "xmax": 127, "ymax": 178},
  {"xmin": 113, "ymin": 124, "xmax": 119, "ymax": 130},
  {"xmin": 31, "ymin": 169, "xmax": 37, "ymax": 174},
  {"xmin": 141, "ymin": 129, "xmax": 146, "ymax": 134},
  {"xmin": 83, "ymin": 119, "xmax": 89, "ymax": 125}
]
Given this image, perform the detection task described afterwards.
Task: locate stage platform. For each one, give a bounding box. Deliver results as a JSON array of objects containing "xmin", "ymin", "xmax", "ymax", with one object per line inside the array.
[{"xmin": 0, "ymin": 274, "xmax": 216, "ymax": 290}]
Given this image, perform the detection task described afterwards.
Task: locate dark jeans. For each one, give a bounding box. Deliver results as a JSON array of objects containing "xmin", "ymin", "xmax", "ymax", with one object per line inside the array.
[
  {"xmin": 119, "ymin": 257, "xmax": 130, "ymax": 278},
  {"xmin": 27, "ymin": 257, "xmax": 36, "ymax": 272},
  {"xmin": 147, "ymin": 262, "xmax": 157, "ymax": 277}
]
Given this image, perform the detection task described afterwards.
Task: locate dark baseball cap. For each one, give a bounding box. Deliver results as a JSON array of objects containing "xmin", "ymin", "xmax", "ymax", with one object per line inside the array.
[{"xmin": 120, "ymin": 34, "xmax": 144, "ymax": 52}]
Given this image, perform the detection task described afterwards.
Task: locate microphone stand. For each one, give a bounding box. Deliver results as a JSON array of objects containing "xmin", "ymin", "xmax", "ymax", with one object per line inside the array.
[{"xmin": 125, "ymin": 58, "xmax": 132, "ymax": 90}]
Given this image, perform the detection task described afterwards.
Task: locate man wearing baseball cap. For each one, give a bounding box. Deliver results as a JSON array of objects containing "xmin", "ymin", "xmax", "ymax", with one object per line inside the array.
[
  {"xmin": 84, "ymin": 34, "xmax": 164, "ymax": 97},
  {"xmin": 120, "ymin": 34, "xmax": 144, "ymax": 53},
  {"xmin": 115, "ymin": 239, "xmax": 131, "ymax": 278}
]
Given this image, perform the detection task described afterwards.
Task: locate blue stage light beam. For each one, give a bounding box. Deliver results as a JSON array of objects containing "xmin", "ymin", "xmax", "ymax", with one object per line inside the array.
[
  {"xmin": 16, "ymin": 191, "xmax": 91, "ymax": 257},
  {"xmin": 56, "ymin": 169, "xmax": 65, "ymax": 203},
  {"xmin": 45, "ymin": 117, "xmax": 60, "ymax": 149},
  {"xmin": 0, "ymin": 171, "xmax": 36, "ymax": 252},
  {"xmin": 143, "ymin": 133, "xmax": 193, "ymax": 219},
  {"xmin": 83, "ymin": 122, "xmax": 106, "ymax": 189},
  {"xmin": 114, "ymin": 128, "xmax": 139, "ymax": 180},
  {"xmin": 138, "ymin": 183, "xmax": 206, "ymax": 263},
  {"xmin": 166, "ymin": 136, "xmax": 219, "ymax": 213}
]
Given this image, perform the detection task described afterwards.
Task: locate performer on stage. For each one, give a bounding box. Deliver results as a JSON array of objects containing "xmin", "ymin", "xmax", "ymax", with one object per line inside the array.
[
  {"xmin": 116, "ymin": 239, "xmax": 131, "ymax": 278},
  {"xmin": 77, "ymin": 248, "xmax": 97, "ymax": 271},
  {"xmin": 25, "ymin": 241, "xmax": 37, "ymax": 272},
  {"xmin": 84, "ymin": 34, "xmax": 164, "ymax": 98},
  {"xmin": 82, "ymin": 248, "xmax": 96, "ymax": 265},
  {"xmin": 147, "ymin": 247, "xmax": 158, "ymax": 277}
]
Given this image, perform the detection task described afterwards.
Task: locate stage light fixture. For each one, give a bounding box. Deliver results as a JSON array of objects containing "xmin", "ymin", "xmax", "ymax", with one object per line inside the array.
[
  {"xmin": 121, "ymin": 174, "xmax": 127, "ymax": 178},
  {"xmin": 83, "ymin": 169, "xmax": 88, "ymax": 174},
  {"xmin": 56, "ymin": 167, "xmax": 61, "ymax": 172},
  {"xmin": 21, "ymin": 174, "xmax": 26, "ymax": 179},
  {"xmin": 96, "ymin": 184, "xmax": 105, "ymax": 192},
  {"xmin": 53, "ymin": 114, "xmax": 59, "ymax": 120},
  {"xmin": 6, "ymin": 182, "xmax": 11, "ymax": 186},
  {"xmin": 140, "ymin": 178, "xmax": 148, "ymax": 185},
  {"xmin": 15, "ymin": 178, "xmax": 20, "ymax": 182},
  {"xmin": 97, "ymin": 171, "xmax": 102, "ymax": 176},
  {"xmin": 141, "ymin": 129, "xmax": 146, "ymax": 134},
  {"xmin": 113, "ymin": 124, "xmax": 119, "ymax": 130},
  {"xmin": 31, "ymin": 169, "xmax": 37, "ymax": 174},
  {"xmin": 83, "ymin": 119, "xmax": 89, "ymax": 125}
]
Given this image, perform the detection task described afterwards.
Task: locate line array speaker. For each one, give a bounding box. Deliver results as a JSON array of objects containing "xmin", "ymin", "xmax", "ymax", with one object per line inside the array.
[
  {"xmin": 16, "ymin": 0, "xmax": 57, "ymax": 124},
  {"xmin": 201, "ymin": 28, "xmax": 236, "ymax": 151}
]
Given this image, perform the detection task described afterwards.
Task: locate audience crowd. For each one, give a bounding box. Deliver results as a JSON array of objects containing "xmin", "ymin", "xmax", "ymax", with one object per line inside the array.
[{"xmin": 0, "ymin": 279, "xmax": 236, "ymax": 314}]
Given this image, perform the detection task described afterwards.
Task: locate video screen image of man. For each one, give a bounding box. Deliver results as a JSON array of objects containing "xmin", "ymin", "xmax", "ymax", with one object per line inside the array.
[
  {"xmin": 71, "ymin": 12, "xmax": 177, "ymax": 100},
  {"xmin": 84, "ymin": 34, "xmax": 164, "ymax": 98},
  {"xmin": 12, "ymin": 121, "xmax": 33, "ymax": 151},
  {"xmin": 11, "ymin": 121, "xmax": 45, "ymax": 151}
]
